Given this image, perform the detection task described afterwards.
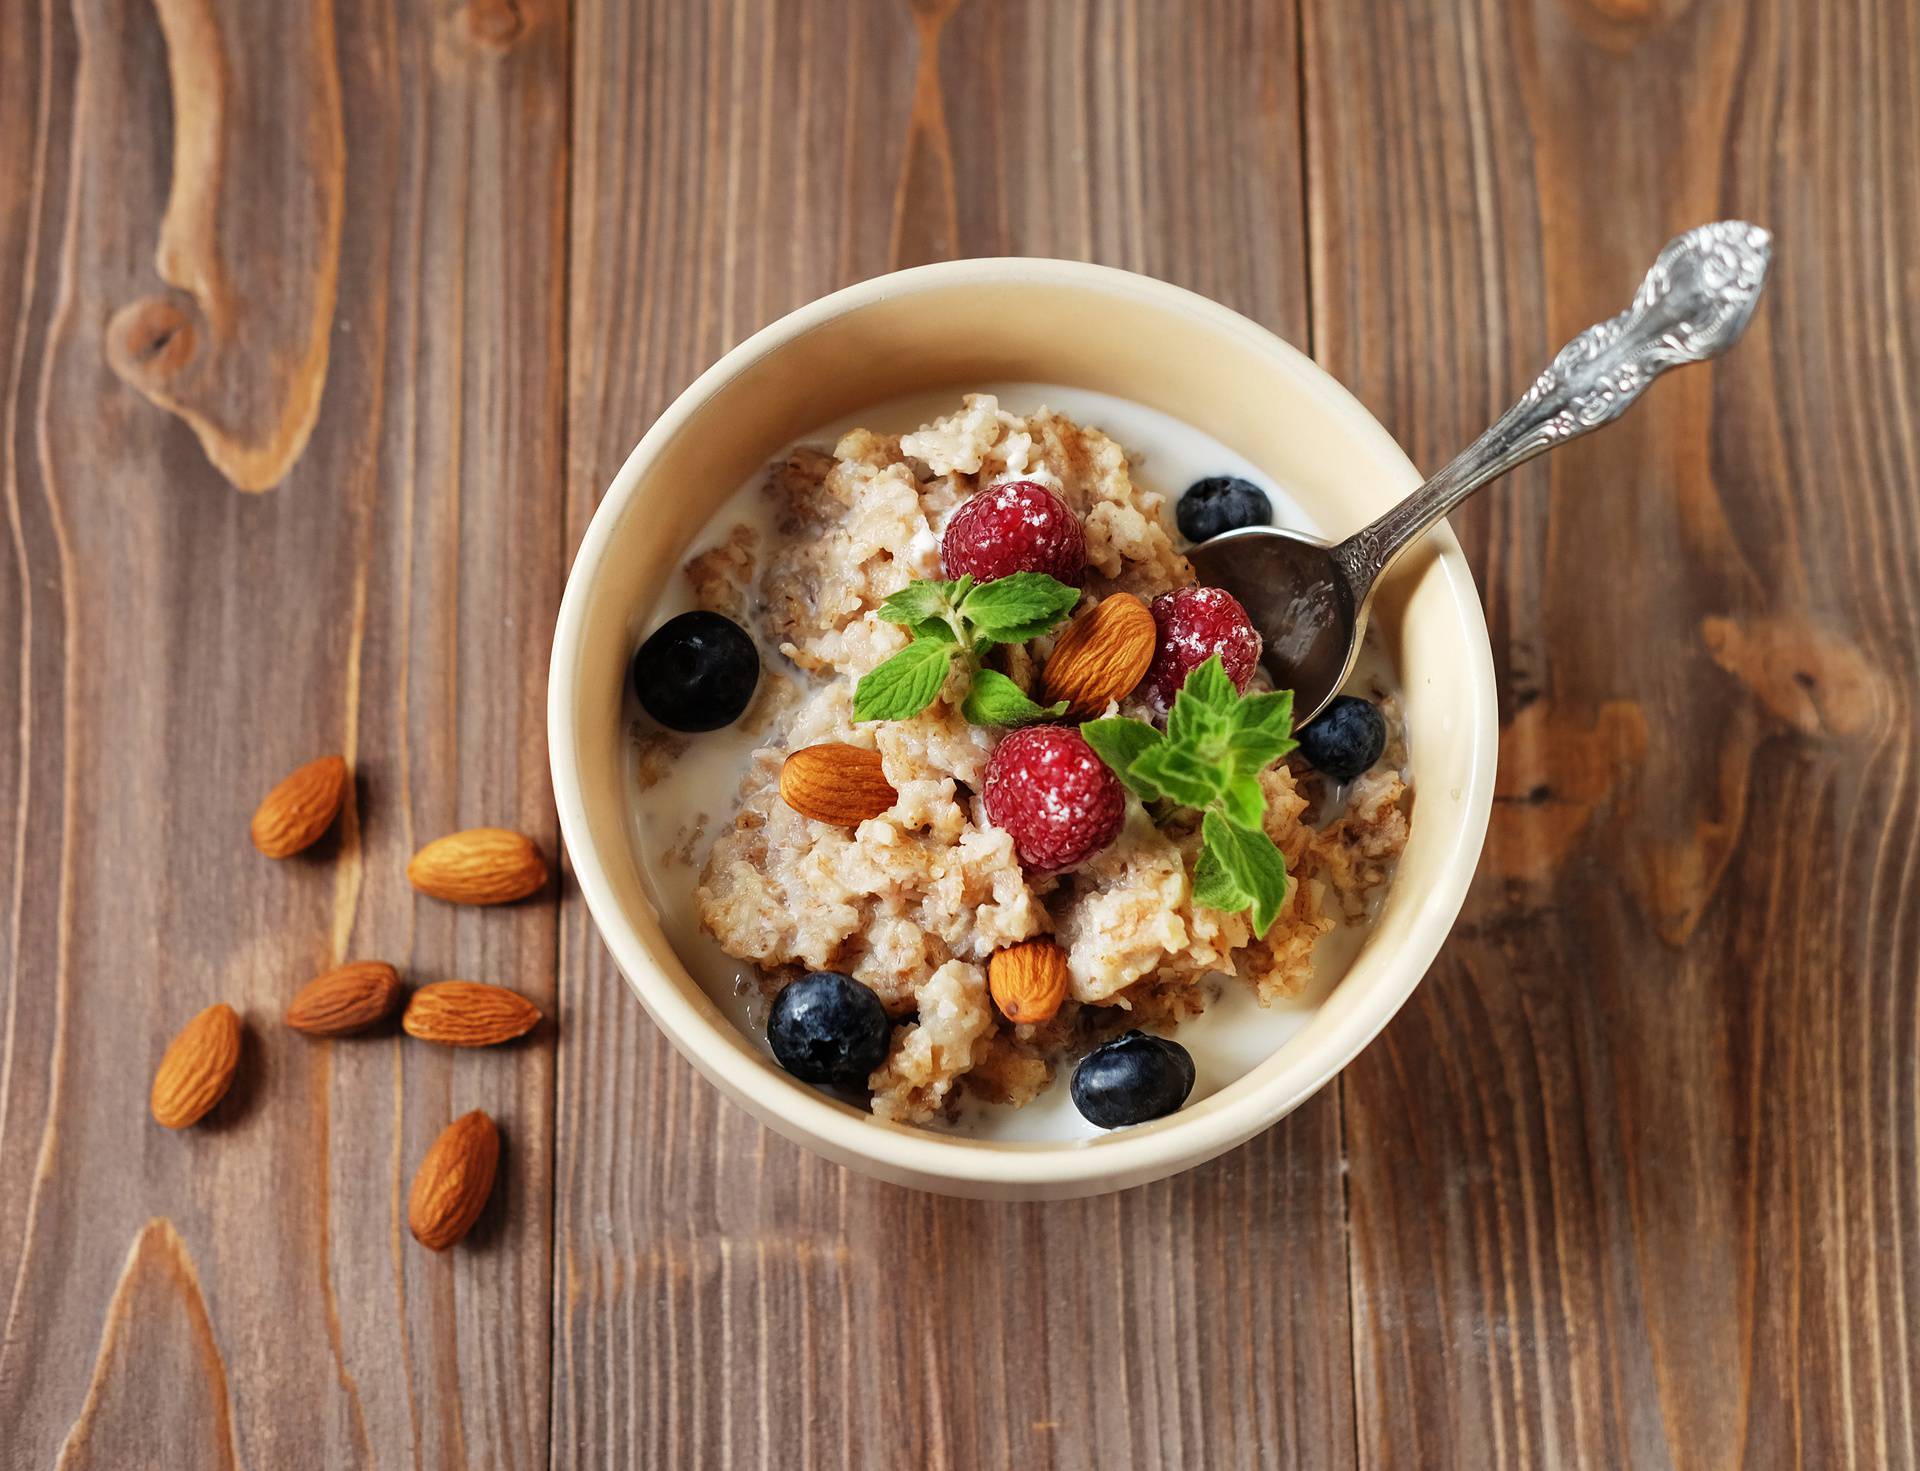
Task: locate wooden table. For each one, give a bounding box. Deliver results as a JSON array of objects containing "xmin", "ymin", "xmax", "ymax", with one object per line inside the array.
[{"xmin": 4, "ymin": 1, "xmax": 1915, "ymax": 1466}]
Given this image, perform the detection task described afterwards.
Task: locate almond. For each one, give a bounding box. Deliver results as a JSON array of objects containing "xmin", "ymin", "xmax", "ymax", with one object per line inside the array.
[
  {"xmin": 408, "ymin": 1110, "xmax": 500, "ymax": 1250},
  {"xmin": 402, "ymin": 980, "xmax": 542, "ymax": 1047},
  {"xmin": 779, "ymin": 742, "xmax": 898, "ymax": 825},
  {"xmin": 1038, "ymin": 593, "xmax": 1157, "ymax": 718},
  {"xmin": 407, "ymin": 828, "xmax": 547, "ymax": 905},
  {"xmin": 286, "ymin": 961, "xmax": 403, "ymax": 1036},
  {"xmin": 150, "ymin": 1003, "xmax": 243, "ymax": 1129},
  {"xmin": 250, "ymin": 755, "xmax": 349, "ymax": 858},
  {"xmin": 988, "ymin": 938, "xmax": 1071, "ymax": 1025}
]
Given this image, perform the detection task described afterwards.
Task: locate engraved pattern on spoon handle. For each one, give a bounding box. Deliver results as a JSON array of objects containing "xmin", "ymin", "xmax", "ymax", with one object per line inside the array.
[{"xmin": 1332, "ymin": 220, "xmax": 1773, "ymax": 598}]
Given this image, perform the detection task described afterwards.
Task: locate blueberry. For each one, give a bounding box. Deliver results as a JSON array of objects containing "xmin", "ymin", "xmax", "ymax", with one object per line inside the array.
[
  {"xmin": 631, "ymin": 610, "xmax": 760, "ymax": 731},
  {"xmin": 767, "ymin": 971, "xmax": 892, "ymax": 1087},
  {"xmin": 1070, "ymin": 1030, "xmax": 1196, "ymax": 1128},
  {"xmin": 1297, "ymin": 695, "xmax": 1388, "ymax": 782},
  {"xmin": 1176, "ymin": 475, "xmax": 1272, "ymax": 543}
]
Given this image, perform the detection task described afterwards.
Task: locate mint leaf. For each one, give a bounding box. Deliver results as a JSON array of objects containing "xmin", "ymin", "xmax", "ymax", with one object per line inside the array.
[
  {"xmin": 1130, "ymin": 742, "xmax": 1223, "ymax": 809},
  {"xmin": 1191, "ymin": 836, "xmax": 1252, "ymax": 915},
  {"xmin": 1225, "ymin": 689, "xmax": 1297, "ymax": 773},
  {"xmin": 1202, "ymin": 810, "xmax": 1290, "ymax": 935},
  {"xmin": 962, "ymin": 670, "xmax": 1067, "ymax": 727},
  {"xmin": 877, "ymin": 581, "xmax": 957, "ymax": 625},
  {"xmin": 958, "ymin": 573, "xmax": 1081, "ymax": 643},
  {"xmin": 1165, "ymin": 655, "xmax": 1238, "ymax": 748},
  {"xmin": 1081, "ymin": 718, "xmax": 1166, "ymax": 798},
  {"xmin": 912, "ymin": 618, "xmax": 959, "ymax": 644},
  {"xmin": 1178, "ymin": 655, "xmax": 1238, "ymax": 714},
  {"xmin": 853, "ymin": 638, "xmax": 955, "ymax": 721},
  {"xmin": 1232, "ymin": 688, "xmax": 1295, "ymax": 740},
  {"xmin": 1219, "ymin": 772, "xmax": 1267, "ymax": 830}
]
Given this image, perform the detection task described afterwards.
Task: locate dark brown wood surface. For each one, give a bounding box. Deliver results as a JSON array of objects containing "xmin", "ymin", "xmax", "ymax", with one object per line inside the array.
[{"xmin": 2, "ymin": 1, "xmax": 1913, "ymax": 1467}]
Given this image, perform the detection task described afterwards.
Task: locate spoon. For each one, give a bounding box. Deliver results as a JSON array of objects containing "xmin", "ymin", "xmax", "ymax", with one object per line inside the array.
[{"xmin": 1190, "ymin": 220, "xmax": 1773, "ymax": 725}]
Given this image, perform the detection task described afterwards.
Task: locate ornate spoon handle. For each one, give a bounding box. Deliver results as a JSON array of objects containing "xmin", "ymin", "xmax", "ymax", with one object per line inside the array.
[{"xmin": 1332, "ymin": 220, "xmax": 1773, "ymax": 596}]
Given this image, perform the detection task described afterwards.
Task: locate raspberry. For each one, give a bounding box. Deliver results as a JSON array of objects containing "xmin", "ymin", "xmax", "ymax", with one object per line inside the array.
[
  {"xmin": 941, "ymin": 480, "xmax": 1086, "ymax": 584},
  {"xmin": 982, "ymin": 726, "xmax": 1125, "ymax": 872},
  {"xmin": 1141, "ymin": 586, "xmax": 1263, "ymax": 709}
]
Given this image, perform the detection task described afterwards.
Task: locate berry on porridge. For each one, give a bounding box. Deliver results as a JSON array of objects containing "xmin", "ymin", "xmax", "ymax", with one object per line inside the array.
[
  {"xmin": 642, "ymin": 394, "xmax": 1409, "ymax": 1131},
  {"xmin": 941, "ymin": 478, "xmax": 1089, "ymax": 583},
  {"xmin": 1176, "ymin": 474, "xmax": 1273, "ymax": 543}
]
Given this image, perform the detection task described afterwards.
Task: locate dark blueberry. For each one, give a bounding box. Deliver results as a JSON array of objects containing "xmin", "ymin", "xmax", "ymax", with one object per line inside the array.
[
  {"xmin": 767, "ymin": 971, "xmax": 892, "ymax": 1087},
  {"xmin": 1070, "ymin": 1030, "xmax": 1196, "ymax": 1129},
  {"xmin": 1297, "ymin": 695, "xmax": 1388, "ymax": 782},
  {"xmin": 631, "ymin": 610, "xmax": 760, "ymax": 732},
  {"xmin": 1176, "ymin": 475, "xmax": 1272, "ymax": 543}
]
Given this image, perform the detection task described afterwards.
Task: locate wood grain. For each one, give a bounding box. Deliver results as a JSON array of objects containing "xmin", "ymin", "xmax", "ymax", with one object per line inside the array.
[
  {"xmin": 1, "ymin": 0, "xmax": 1916, "ymax": 1466},
  {"xmin": 1307, "ymin": 0, "xmax": 1920, "ymax": 1465},
  {"xmin": 554, "ymin": 3, "xmax": 1341, "ymax": 1468},
  {"xmin": 0, "ymin": 0, "xmax": 567, "ymax": 1465}
]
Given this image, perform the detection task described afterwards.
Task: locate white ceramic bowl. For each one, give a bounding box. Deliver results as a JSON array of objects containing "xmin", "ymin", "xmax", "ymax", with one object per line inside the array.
[{"xmin": 549, "ymin": 259, "xmax": 1497, "ymax": 1199}]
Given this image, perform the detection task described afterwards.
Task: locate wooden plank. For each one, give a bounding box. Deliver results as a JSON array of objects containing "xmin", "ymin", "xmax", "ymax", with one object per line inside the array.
[
  {"xmin": 1305, "ymin": 0, "xmax": 1920, "ymax": 1465},
  {"xmin": 0, "ymin": 0, "xmax": 569, "ymax": 1464},
  {"xmin": 555, "ymin": 2, "xmax": 1348, "ymax": 1467}
]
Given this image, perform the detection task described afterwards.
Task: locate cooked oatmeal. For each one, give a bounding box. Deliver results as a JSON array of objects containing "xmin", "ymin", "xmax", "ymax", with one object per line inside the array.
[{"xmin": 680, "ymin": 395, "xmax": 1411, "ymax": 1125}]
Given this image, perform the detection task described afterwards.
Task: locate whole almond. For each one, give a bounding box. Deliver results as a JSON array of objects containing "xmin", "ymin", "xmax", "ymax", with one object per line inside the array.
[
  {"xmin": 988, "ymin": 938, "xmax": 1071, "ymax": 1025},
  {"xmin": 779, "ymin": 743, "xmax": 898, "ymax": 825},
  {"xmin": 407, "ymin": 828, "xmax": 547, "ymax": 905},
  {"xmin": 286, "ymin": 961, "xmax": 403, "ymax": 1037},
  {"xmin": 250, "ymin": 755, "xmax": 349, "ymax": 858},
  {"xmin": 402, "ymin": 980, "xmax": 542, "ymax": 1047},
  {"xmin": 408, "ymin": 1110, "xmax": 500, "ymax": 1250},
  {"xmin": 150, "ymin": 1003, "xmax": 243, "ymax": 1129},
  {"xmin": 1039, "ymin": 593, "xmax": 1158, "ymax": 718}
]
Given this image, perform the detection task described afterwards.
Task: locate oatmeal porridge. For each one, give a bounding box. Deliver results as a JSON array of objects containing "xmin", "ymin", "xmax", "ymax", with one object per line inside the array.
[{"xmin": 629, "ymin": 387, "xmax": 1410, "ymax": 1138}]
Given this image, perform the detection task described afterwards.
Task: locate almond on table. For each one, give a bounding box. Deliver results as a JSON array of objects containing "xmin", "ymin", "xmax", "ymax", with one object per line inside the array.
[
  {"xmin": 402, "ymin": 980, "xmax": 542, "ymax": 1047},
  {"xmin": 285, "ymin": 961, "xmax": 403, "ymax": 1036},
  {"xmin": 150, "ymin": 1003, "xmax": 243, "ymax": 1129},
  {"xmin": 408, "ymin": 1110, "xmax": 500, "ymax": 1250},
  {"xmin": 407, "ymin": 828, "xmax": 547, "ymax": 905},
  {"xmin": 250, "ymin": 755, "xmax": 349, "ymax": 858}
]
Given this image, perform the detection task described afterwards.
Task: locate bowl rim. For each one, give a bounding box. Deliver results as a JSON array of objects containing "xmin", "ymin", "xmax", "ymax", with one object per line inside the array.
[{"xmin": 549, "ymin": 256, "xmax": 1498, "ymax": 1191}]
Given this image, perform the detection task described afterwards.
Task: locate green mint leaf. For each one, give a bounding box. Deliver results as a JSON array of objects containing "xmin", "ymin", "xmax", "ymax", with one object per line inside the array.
[
  {"xmin": 1165, "ymin": 655, "xmax": 1239, "ymax": 749},
  {"xmin": 912, "ymin": 618, "xmax": 959, "ymax": 644},
  {"xmin": 1178, "ymin": 655, "xmax": 1238, "ymax": 715},
  {"xmin": 1202, "ymin": 810, "xmax": 1290, "ymax": 935},
  {"xmin": 1191, "ymin": 836, "xmax": 1252, "ymax": 915},
  {"xmin": 853, "ymin": 638, "xmax": 956, "ymax": 721},
  {"xmin": 1232, "ymin": 688, "xmax": 1295, "ymax": 740},
  {"xmin": 1219, "ymin": 773, "xmax": 1267, "ymax": 830},
  {"xmin": 961, "ymin": 669, "xmax": 1067, "ymax": 727},
  {"xmin": 1129, "ymin": 742, "xmax": 1223, "ymax": 810},
  {"xmin": 1224, "ymin": 689, "xmax": 1297, "ymax": 773},
  {"xmin": 1081, "ymin": 717, "xmax": 1166, "ymax": 800},
  {"xmin": 957, "ymin": 573, "xmax": 1081, "ymax": 643},
  {"xmin": 877, "ymin": 580, "xmax": 958, "ymax": 625}
]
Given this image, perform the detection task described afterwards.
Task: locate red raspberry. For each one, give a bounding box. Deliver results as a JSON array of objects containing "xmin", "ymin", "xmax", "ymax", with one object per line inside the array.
[
  {"xmin": 1141, "ymin": 586, "xmax": 1263, "ymax": 709},
  {"xmin": 982, "ymin": 726, "xmax": 1125, "ymax": 872},
  {"xmin": 941, "ymin": 480, "xmax": 1086, "ymax": 584}
]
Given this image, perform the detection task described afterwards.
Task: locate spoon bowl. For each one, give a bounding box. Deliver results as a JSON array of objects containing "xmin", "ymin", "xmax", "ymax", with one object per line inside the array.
[{"xmin": 1189, "ymin": 526, "xmax": 1358, "ymax": 722}]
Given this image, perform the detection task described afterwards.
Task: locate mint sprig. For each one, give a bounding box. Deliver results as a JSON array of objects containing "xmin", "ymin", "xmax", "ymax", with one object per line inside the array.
[
  {"xmin": 853, "ymin": 573, "xmax": 1079, "ymax": 724},
  {"xmin": 1082, "ymin": 654, "xmax": 1297, "ymax": 934}
]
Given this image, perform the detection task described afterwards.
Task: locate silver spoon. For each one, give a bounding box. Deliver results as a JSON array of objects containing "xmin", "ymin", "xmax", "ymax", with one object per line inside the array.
[{"xmin": 1190, "ymin": 220, "xmax": 1773, "ymax": 725}]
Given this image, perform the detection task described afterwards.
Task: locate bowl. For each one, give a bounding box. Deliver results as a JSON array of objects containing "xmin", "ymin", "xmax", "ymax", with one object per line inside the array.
[{"xmin": 549, "ymin": 258, "xmax": 1497, "ymax": 1199}]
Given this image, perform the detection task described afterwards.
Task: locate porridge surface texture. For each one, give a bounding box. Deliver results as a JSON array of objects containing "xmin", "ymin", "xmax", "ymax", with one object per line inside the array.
[{"xmin": 691, "ymin": 395, "xmax": 1408, "ymax": 1123}]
